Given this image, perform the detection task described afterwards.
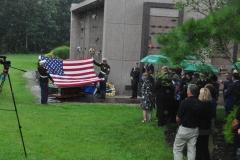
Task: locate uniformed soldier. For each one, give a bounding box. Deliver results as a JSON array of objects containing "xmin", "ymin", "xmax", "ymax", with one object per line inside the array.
[
  {"xmin": 38, "ymin": 60, "xmax": 54, "ymax": 104},
  {"xmin": 93, "ymin": 58, "xmax": 110, "ymax": 99}
]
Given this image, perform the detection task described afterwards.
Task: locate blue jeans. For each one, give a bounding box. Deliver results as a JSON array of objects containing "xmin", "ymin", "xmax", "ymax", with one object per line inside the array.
[{"xmin": 40, "ymin": 83, "xmax": 48, "ymax": 104}]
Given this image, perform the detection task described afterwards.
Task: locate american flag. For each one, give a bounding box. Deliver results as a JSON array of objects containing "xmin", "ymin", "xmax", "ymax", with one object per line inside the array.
[{"xmin": 40, "ymin": 56, "xmax": 102, "ymax": 87}]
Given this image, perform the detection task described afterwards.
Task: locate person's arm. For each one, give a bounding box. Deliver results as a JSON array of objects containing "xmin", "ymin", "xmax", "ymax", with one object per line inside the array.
[
  {"xmin": 93, "ymin": 60, "xmax": 101, "ymax": 67},
  {"xmin": 47, "ymin": 74, "xmax": 54, "ymax": 83},
  {"xmin": 176, "ymin": 116, "xmax": 181, "ymax": 123},
  {"xmin": 232, "ymin": 119, "xmax": 240, "ymax": 133},
  {"xmin": 107, "ymin": 65, "xmax": 110, "ymax": 75},
  {"xmin": 174, "ymin": 85, "xmax": 179, "ymax": 95}
]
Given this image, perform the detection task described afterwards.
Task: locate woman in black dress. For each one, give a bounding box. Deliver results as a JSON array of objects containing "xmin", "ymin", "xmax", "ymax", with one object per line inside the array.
[{"xmin": 140, "ymin": 72, "xmax": 155, "ymax": 122}]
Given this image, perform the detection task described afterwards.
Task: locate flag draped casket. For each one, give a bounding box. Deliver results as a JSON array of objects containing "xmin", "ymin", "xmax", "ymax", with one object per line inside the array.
[{"xmin": 40, "ymin": 56, "xmax": 102, "ymax": 87}]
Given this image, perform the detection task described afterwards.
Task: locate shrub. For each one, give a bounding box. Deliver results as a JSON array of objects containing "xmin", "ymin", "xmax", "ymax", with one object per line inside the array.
[
  {"xmin": 52, "ymin": 46, "xmax": 69, "ymax": 59},
  {"xmin": 223, "ymin": 106, "xmax": 238, "ymax": 144},
  {"xmin": 44, "ymin": 51, "xmax": 54, "ymax": 58}
]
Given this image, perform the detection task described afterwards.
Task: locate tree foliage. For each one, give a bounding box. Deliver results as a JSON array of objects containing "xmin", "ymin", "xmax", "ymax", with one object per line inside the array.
[
  {"xmin": 0, "ymin": 0, "xmax": 85, "ymax": 53},
  {"xmin": 174, "ymin": 0, "xmax": 228, "ymax": 16},
  {"xmin": 157, "ymin": 1, "xmax": 240, "ymax": 66}
]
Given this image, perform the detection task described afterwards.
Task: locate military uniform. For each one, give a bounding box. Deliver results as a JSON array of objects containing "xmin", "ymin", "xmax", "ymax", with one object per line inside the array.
[
  {"xmin": 93, "ymin": 59, "xmax": 110, "ymax": 99},
  {"xmin": 38, "ymin": 61, "xmax": 54, "ymax": 104}
]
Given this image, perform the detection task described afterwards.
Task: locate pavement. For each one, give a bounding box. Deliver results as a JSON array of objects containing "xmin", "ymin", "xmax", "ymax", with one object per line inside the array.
[{"xmin": 48, "ymin": 91, "xmax": 141, "ymax": 105}]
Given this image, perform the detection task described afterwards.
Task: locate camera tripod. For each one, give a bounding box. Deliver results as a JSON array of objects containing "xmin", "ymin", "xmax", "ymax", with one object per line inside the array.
[{"xmin": 0, "ymin": 56, "xmax": 27, "ymax": 158}]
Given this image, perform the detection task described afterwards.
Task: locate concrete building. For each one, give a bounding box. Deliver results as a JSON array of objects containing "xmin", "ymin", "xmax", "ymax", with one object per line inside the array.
[{"xmin": 70, "ymin": 0, "xmax": 236, "ymax": 96}]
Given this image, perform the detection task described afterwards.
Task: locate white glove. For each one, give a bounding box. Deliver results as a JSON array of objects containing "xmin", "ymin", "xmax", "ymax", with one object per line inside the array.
[
  {"xmin": 101, "ymin": 78, "xmax": 105, "ymax": 81},
  {"xmin": 92, "ymin": 57, "xmax": 94, "ymax": 61}
]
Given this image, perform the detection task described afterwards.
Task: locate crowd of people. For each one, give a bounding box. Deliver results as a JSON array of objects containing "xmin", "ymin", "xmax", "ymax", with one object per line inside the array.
[
  {"xmin": 130, "ymin": 62, "xmax": 240, "ymax": 160},
  {"xmin": 37, "ymin": 55, "xmax": 240, "ymax": 159}
]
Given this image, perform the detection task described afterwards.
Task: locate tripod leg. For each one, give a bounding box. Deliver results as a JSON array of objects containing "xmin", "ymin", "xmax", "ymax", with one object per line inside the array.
[{"xmin": 7, "ymin": 74, "xmax": 27, "ymax": 158}]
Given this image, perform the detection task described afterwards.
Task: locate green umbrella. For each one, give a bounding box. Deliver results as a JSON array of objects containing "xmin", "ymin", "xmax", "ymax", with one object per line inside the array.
[
  {"xmin": 180, "ymin": 60, "xmax": 192, "ymax": 68},
  {"xmin": 230, "ymin": 62, "xmax": 240, "ymax": 69},
  {"xmin": 140, "ymin": 55, "xmax": 171, "ymax": 65},
  {"xmin": 185, "ymin": 55, "xmax": 197, "ymax": 60},
  {"xmin": 184, "ymin": 63, "xmax": 220, "ymax": 74}
]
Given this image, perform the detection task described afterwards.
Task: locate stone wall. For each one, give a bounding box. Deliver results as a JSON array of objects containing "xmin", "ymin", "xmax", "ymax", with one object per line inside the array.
[{"xmin": 70, "ymin": 0, "xmax": 235, "ymax": 96}]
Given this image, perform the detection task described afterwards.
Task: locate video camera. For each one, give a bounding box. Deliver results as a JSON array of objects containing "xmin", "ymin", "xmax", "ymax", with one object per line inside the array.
[{"xmin": 0, "ymin": 56, "xmax": 11, "ymax": 68}]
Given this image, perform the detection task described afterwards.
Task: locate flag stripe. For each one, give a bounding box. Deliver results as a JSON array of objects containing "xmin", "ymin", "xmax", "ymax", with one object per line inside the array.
[{"xmin": 41, "ymin": 56, "xmax": 102, "ymax": 87}]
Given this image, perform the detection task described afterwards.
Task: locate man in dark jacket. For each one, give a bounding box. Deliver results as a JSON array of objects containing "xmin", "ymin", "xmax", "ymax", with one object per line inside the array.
[
  {"xmin": 130, "ymin": 61, "xmax": 140, "ymax": 99},
  {"xmin": 155, "ymin": 66, "xmax": 174, "ymax": 126},
  {"xmin": 38, "ymin": 60, "xmax": 54, "ymax": 104},
  {"xmin": 224, "ymin": 73, "xmax": 240, "ymax": 116},
  {"xmin": 223, "ymin": 72, "xmax": 232, "ymax": 95}
]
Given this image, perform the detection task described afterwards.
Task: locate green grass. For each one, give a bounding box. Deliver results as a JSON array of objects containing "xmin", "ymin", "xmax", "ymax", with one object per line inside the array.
[{"xmin": 0, "ymin": 54, "xmax": 173, "ymax": 159}]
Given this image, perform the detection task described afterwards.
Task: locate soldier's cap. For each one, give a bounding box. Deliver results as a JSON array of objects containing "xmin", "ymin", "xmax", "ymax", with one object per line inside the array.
[
  {"xmin": 102, "ymin": 58, "xmax": 107, "ymax": 62},
  {"xmin": 39, "ymin": 60, "xmax": 46, "ymax": 65}
]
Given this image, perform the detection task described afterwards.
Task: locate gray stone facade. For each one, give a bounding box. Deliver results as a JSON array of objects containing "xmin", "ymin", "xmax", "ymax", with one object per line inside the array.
[{"xmin": 70, "ymin": 0, "xmax": 235, "ymax": 96}]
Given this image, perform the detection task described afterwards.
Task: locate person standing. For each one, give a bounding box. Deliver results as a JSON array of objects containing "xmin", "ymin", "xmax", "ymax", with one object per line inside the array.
[
  {"xmin": 173, "ymin": 84, "xmax": 202, "ymax": 160},
  {"xmin": 140, "ymin": 72, "xmax": 155, "ymax": 122},
  {"xmin": 224, "ymin": 73, "xmax": 240, "ymax": 116},
  {"xmin": 130, "ymin": 61, "xmax": 140, "ymax": 99},
  {"xmin": 155, "ymin": 66, "xmax": 174, "ymax": 126},
  {"xmin": 93, "ymin": 58, "xmax": 110, "ymax": 99},
  {"xmin": 170, "ymin": 74, "xmax": 181, "ymax": 123},
  {"xmin": 223, "ymin": 72, "xmax": 232, "ymax": 95},
  {"xmin": 196, "ymin": 88, "xmax": 213, "ymax": 160},
  {"xmin": 38, "ymin": 60, "xmax": 54, "ymax": 104}
]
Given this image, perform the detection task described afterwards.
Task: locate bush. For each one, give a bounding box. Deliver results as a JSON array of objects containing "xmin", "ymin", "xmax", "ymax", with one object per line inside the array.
[
  {"xmin": 51, "ymin": 46, "xmax": 69, "ymax": 59},
  {"xmin": 223, "ymin": 106, "xmax": 238, "ymax": 144},
  {"xmin": 44, "ymin": 51, "xmax": 54, "ymax": 58}
]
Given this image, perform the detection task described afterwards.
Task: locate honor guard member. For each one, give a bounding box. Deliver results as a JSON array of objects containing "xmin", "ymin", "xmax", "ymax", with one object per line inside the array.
[
  {"xmin": 38, "ymin": 60, "xmax": 54, "ymax": 104},
  {"xmin": 93, "ymin": 58, "xmax": 110, "ymax": 99}
]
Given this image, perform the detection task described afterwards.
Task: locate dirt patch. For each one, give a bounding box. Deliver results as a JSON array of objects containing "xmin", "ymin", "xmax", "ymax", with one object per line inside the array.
[
  {"xmin": 164, "ymin": 120, "xmax": 235, "ymax": 160},
  {"xmin": 23, "ymin": 71, "xmax": 40, "ymax": 100}
]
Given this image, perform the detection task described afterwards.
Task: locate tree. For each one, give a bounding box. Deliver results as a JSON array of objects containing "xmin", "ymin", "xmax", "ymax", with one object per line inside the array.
[
  {"xmin": 0, "ymin": 0, "xmax": 85, "ymax": 53},
  {"xmin": 174, "ymin": 0, "xmax": 227, "ymax": 16},
  {"xmin": 156, "ymin": 1, "xmax": 240, "ymax": 70}
]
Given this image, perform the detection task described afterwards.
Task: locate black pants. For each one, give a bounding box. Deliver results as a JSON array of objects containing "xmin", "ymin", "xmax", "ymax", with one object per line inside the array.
[
  {"xmin": 196, "ymin": 135, "xmax": 210, "ymax": 160},
  {"xmin": 131, "ymin": 80, "xmax": 138, "ymax": 98},
  {"xmin": 156, "ymin": 99, "xmax": 168, "ymax": 126},
  {"xmin": 170, "ymin": 100, "xmax": 180, "ymax": 122},
  {"xmin": 234, "ymin": 132, "xmax": 240, "ymax": 157},
  {"xmin": 99, "ymin": 80, "xmax": 106, "ymax": 99}
]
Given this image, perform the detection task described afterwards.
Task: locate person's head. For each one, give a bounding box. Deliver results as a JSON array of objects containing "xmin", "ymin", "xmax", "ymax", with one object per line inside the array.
[
  {"xmin": 233, "ymin": 69, "xmax": 238, "ymax": 74},
  {"xmin": 205, "ymin": 83, "xmax": 215, "ymax": 98},
  {"xmin": 145, "ymin": 66, "xmax": 151, "ymax": 73},
  {"xmin": 232, "ymin": 73, "xmax": 240, "ymax": 81},
  {"xmin": 185, "ymin": 73, "xmax": 192, "ymax": 80},
  {"xmin": 161, "ymin": 66, "xmax": 168, "ymax": 74},
  {"xmin": 142, "ymin": 72, "xmax": 148, "ymax": 80},
  {"xmin": 194, "ymin": 73, "xmax": 200, "ymax": 79},
  {"xmin": 39, "ymin": 60, "xmax": 46, "ymax": 67},
  {"xmin": 102, "ymin": 58, "xmax": 107, "ymax": 64},
  {"xmin": 52, "ymin": 54, "xmax": 56, "ymax": 59},
  {"xmin": 187, "ymin": 84, "xmax": 198, "ymax": 97},
  {"xmin": 225, "ymin": 72, "xmax": 231, "ymax": 80},
  {"xmin": 198, "ymin": 88, "xmax": 211, "ymax": 102},
  {"xmin": 134, "ymin": 61, "xmax": 138, "ymax": 67},
  {"xmin": 211, "ymin": 74, "xmax": 218, "ymax": 82},
  {"xmin": 172, "ymin": 74, "xmax": 179, "ymax": 82}
]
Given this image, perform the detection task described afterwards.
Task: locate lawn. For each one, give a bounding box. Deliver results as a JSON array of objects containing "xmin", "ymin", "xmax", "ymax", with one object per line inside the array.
[{"xmin": 0, "ymin": 54, "xmax": 175, "ymax": 159}]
